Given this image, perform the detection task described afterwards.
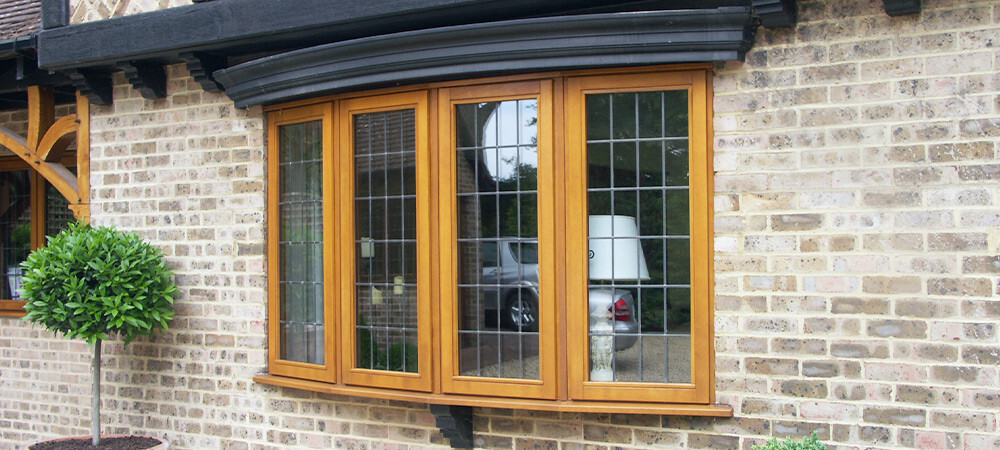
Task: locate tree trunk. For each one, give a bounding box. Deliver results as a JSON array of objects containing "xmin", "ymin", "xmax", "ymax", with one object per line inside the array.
[{"xmin": 92, "ymin": 339, "xmax": 101, "ymax": 447}]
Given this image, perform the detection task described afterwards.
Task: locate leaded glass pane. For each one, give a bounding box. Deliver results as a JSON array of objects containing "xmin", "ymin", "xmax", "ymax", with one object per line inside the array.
[
  {"xmin": 278, "ymin": 120, "xmax": 325, "ymax": 365},
  {"xmin": 586, "ymin": 90, "xmax": 691, "ymax": 384},
  {"xmin": 0, "ymin": 170, "xmax": 31, "ymax": 300},
  {"xmin": 455, "ymin": 99, "xmax": 540, "ymax": 380},
  {"xmin": 354, "ymin": 109, "xmax": 418, "ymax": 373}
]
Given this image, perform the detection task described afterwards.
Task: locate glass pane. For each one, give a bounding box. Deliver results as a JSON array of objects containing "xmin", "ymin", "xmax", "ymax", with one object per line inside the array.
[
  {"xmin": 455, "ymin": 98, "xmax": 540, "ymax": 380},
  {"xmin": 45, "ymin": 169, "xmax": 75, "ymax": 238},
  {"xmin": 663, "ymin": 90, "xmax": 689, "ymax": 137},
  {"xmin": 611, "ymin": 93, "xmax": 636, "ymax": 140},
  {"xmin": 354, "ymin": 108, "xmax": 418, "ymax": 373},
  {"xmin": 586, "ymin": 90, "xmax": 691, "ymax": 383},
  {"xmin": 277, "ymin": 120, "xmax": 325, "ymax": 365},
  {"xmin": 0, "ymin": 170, "xmax": 32, "ymax": 300}
]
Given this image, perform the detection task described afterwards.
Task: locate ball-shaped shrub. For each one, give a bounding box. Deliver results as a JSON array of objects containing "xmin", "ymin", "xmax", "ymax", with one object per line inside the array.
[
  {"xmin": 21, "ymin": 223, "xmax": 177, "ymax": 446},
  {"xmin": 22, "ymin": 223, "xmax": 177, "ymax": 345}
]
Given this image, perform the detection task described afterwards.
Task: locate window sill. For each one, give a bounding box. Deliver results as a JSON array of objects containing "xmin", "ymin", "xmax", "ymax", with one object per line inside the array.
[
  {"xmin": 254, "ymin": 374, "xmax": 734, "ymax": 417},
  {"xmin": 0, "ymin": 300, "xmax": 26, "ymax": 317}
]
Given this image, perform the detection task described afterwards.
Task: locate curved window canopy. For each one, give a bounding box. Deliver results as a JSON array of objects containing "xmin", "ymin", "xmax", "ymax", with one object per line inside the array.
[{"xmin": 215, "ymin": 8, "xmax": 754, "ymax": 108}]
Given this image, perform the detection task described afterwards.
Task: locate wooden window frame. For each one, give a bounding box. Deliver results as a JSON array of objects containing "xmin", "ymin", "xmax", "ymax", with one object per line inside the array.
[
  {"xmin": 337, "ymin": 91, "xmax": 434, "ymax": 392},
  {"xmin": 266, "ymin": 104, "xmax": 338, "ymax": 381},
  {"xmin": 0, "ymin": 155, "xmax": 77, "ymax": 317},
  {"xmin": 263, "ymin": 65, "xmax": 725, "ymax": 415},
  {"xmin": 565, "ymin": 70, "xmax": 714, "ymax": 404},
  {"xmin": 438, "ymin": 80, "xmax": 558, "ymax": 399}
]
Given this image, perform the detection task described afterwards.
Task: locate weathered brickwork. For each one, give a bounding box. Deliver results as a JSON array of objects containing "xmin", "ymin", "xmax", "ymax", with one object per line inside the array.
[{"xmin": 1, "ymin": 0, "xmax": 998, "ymax": 448}]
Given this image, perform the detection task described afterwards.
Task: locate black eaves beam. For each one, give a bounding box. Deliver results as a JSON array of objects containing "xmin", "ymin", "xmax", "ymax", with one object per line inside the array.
[
  {"xmin": 751, "ymin": 0, "xmax": 796, "ymax": 28},
  {"xmin": 884, "ymin": 0, "xmax": 921, "ymax": 16}
]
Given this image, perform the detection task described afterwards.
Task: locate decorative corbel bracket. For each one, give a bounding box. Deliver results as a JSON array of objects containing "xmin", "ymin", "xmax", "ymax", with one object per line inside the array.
[
  {"xmin": 751, "ymin": 0, "xmax": 797, "ymax": 28},
  {"xmin": 884, "ymin": 0, "xmax": 920, "ymax": 16},
  {"xmin": 64, "ymin": 68, "xmax": 112, "ymax": 105},
  {"xmin": 179, "ymin": 52, "xmax": 226, "ymax": 93},
  {"xmin": 0, "ymin": 86, "xmax": 89, "ymax": 220},
  {"xmin": 430, "ymin": 405, "xmax": 474, "ymax": 449},
  {"xmin": 118, "ymin": 61, "xmax": 166, "ymax": 99}
]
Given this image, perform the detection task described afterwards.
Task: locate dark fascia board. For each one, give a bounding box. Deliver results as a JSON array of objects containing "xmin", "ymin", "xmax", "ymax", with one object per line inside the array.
[
  {"xmin": 0, "ymin": 39, "xmax": 73, "ymax": 95},
  {"xmin": 0, "ymin": 64, "xmax": 71, "ymax": 93},
  {"xmin": 215, "ymin": 8, "xmax": 755, "ymax": 108},
  {"xmin": 36, "ymin": 0, "xmax": 747, "ymax": 71},
  {"xmin": 0, "ymin": 35, "xmax": 36, "ymax": 60}
]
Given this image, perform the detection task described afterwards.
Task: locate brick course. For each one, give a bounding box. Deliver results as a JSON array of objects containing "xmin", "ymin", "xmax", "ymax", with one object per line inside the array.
[{"xmin": 2, "ymin": 0, "xmax": 999, "ymax": 448}]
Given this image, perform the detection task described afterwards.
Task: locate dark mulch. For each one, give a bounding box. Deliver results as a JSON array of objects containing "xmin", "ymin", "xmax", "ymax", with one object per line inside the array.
[{"xmin": 29, "ymin": 436, "xmax": 161, "ymax": 450}]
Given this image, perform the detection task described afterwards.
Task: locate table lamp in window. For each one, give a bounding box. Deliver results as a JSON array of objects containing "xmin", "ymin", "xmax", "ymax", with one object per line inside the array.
[{"xmin": 588, "ymin": 215, "xmax": 649, "ymax": 381}]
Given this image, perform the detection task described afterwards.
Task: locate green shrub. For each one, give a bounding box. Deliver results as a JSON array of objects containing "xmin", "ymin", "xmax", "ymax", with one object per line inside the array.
[
  {"xmin": 20, "ymin": 223, "xmax": 177, "ymax": 446},
  {"xmin": 22, "ymin": 223, "xmax": 177, "ymax": 345},
  {"xmin": 357, "ymin": 315, "xmax": 418, "ymax": 373},
  {"xmin": 753, "ymin": 432, "xmax": 828, "ymax": 450}
]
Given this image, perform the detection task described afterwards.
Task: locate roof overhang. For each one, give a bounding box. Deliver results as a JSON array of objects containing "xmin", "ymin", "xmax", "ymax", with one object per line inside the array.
[
  {"xmin": 3, "ymin": 0, "xmax": 922, "ymax": 108},
  {"xmin": 37, "ymin": 0, "xmax": 751, "ymax": 72}
]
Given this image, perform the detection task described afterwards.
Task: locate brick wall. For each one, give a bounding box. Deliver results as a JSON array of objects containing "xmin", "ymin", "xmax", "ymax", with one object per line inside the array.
[
  {"xmin": 1, "ymin": 0, "xmax": 998, "ymax": 448},
  {"xmin": 711, "ymin": 0, "xmax": 1000, "ymax": 447}
]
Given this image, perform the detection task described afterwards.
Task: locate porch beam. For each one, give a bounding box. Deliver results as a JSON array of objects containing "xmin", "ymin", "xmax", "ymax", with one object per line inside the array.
[{"xmin": 0, "ymin": 87, "xmax": 90, "ymax": 220}]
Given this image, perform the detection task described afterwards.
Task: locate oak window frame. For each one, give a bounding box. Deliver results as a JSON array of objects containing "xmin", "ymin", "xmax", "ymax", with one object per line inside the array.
[
  {"xmin": 438, "ymin": 80, "xmax": 558, "ymax": 399},
  {"xmin": 263, "ymin": 66, "xmax": 723, "ymax": 414},
  {"xmin": 338, "ymin": 91, "xmax": 435, "ymax": 392}
]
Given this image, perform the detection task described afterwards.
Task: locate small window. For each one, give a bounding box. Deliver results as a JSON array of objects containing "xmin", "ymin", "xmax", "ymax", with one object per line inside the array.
[{"xmin": 0, "ymin": 160, "xmax": 76, "ymax": 315}]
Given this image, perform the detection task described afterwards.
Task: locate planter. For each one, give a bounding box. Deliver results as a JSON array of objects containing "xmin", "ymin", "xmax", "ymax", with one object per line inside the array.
[{"xmin": 29, "ymin": 435, "xmax": 168, "ymax": 450}]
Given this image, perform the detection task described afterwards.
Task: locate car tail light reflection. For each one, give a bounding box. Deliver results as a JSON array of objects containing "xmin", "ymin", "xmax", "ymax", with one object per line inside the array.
[{"xmin": 612, "ymin": 298, "xmax": 631, "ymax": 322}]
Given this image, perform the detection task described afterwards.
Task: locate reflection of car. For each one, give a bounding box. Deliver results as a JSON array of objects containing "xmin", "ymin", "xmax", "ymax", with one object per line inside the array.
[
  {"xmin": 481, "ymin": 239, "xmax": 540, "ymax": 331},
  {"xmin": 482, "ymin": 239, "xmax": 637, "ymax": 350}
]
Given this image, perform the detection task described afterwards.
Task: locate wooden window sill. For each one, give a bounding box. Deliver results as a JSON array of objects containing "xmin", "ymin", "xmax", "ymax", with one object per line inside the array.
[
  {"xmin": 0, "ymin": 300, "xmax": 26, "ymax": 317},
  {"xmin": 254, "ymin": 374, "xmax": 734, "ymax": 417}
]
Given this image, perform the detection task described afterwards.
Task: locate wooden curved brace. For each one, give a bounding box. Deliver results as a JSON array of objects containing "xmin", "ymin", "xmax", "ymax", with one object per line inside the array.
[
  {"xmin": 0, "ymin": 124, "xmax": 81, "ymax": 204},
  {"xmin": 37, "ymin": 114, "xmax": 79, "ymax": 162}
]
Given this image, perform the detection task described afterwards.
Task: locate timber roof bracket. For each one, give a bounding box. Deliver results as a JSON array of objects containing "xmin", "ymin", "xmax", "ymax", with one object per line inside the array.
[
  {"xmin": 750, "ymin": 0, "xmax": 796, "ymax": 28},
  {"xmin": 118, "ymin": 61, "xmax": 166, "ymax": 99},
  {"xmin": 883, "ymin": 0, "xmax": 921, "ymax": 16},
  {"xmin": 64, "ymin": 68, "xmax": 111, "ymax": 105},
  {"xmin": 179, "ymin": 52, "xmax": 226, "ymax": 93}
]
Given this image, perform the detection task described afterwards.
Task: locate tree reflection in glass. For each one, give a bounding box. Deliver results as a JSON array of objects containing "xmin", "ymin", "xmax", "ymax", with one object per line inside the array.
[{"xmin": 455, "ymin": 99, "xmax": 541, "ymax": 379}]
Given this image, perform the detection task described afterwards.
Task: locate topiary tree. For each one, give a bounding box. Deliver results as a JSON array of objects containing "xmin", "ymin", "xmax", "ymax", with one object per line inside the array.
[{"xmin": 21, "ymin": 223, "xmax": 177, "ymax": 447}]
